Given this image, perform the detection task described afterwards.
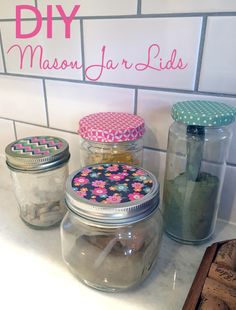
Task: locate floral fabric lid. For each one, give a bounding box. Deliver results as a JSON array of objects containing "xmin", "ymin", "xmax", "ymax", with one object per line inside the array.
[
  {"xmin": 172, "ymin": 100, "xmax": 236, "ymax": 127},
  {"xmin": 66, "ymin": 163, "xmax": 159, "ymax": 225},
  {"xmin": 79, "ymin": 112, "xmax": 145, "ymax": 143},
  {"xmin": 5, "ymin": 136, "xmax": 70, "ymax": 171}
]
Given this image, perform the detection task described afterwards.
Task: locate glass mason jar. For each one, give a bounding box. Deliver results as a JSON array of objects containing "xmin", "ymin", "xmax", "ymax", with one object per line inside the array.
[
  {"xmin": 163, "ymin": 100, "xmax": 236, "ymax": 244},
  {"xmin": 5, "ymin": 136, "xmax": 70, "ymax": 229},
  {"xmin": 78, "ymin": 112, "xmax": 145, "ymax": 166},
  {"xmin": 61, "ymin": 163, "xmax": 162, "ymax": 292}
]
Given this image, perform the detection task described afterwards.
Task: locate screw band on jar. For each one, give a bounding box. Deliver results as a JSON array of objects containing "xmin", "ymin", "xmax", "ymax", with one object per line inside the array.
[
  {"xmin": 5, "ymin": 136, "xmax": 70, "ymax": 172},
  {"xmin": 65, "ymin": 163, "xmax": 160, "ymax": 225}
]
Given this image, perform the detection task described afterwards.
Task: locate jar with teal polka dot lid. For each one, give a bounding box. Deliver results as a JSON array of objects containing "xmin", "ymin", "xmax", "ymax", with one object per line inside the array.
[{"xmin": 163, "ymin": 100, "xmax": 236, "ymax": 244}]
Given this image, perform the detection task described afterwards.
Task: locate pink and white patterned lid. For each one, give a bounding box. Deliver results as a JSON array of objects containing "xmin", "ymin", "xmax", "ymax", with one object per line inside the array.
[{"xmin": 79, "ymin": 112, "xmax": 145, "ymax": 143}]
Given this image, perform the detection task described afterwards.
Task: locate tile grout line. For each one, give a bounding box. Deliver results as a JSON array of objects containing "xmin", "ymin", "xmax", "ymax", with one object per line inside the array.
[
  {"xmin": 80, "ymin": 19, "xmax": 86, "ymax": 81},
  {"xmin": 137, "ymin": 0, "xmax": 142, "ymax": 15},
  {"xmin": 194, "ymin": 16, "xmax": 208, "ymax": 91},
  {"xmin": 134, "ymin": 89, "xmax": 138, "ymax": 114},
  {"xmin": 0, "ymin": 30, "xmax": 7, "ymax": 73},
  {"xmin": 13, "ymin": 121, "xmax": 18, "ymax": 140},
  {"xmin": 0, "ymin": 11, "xmax": 236, "ymax": 22},
  {"xmin": 42, "ymin": 79, "xmax": 50, "ymax": 127},
  {"xmin": 0, "ymin": 116, "xmax": 77, "ymax": 135},
  {"xmin": 1, "ymin": 72, "xmax": 236, "ymax": 98},
  {"xmin": 227, "ymin": 162, "xmax": 236, "ymax": 168}
]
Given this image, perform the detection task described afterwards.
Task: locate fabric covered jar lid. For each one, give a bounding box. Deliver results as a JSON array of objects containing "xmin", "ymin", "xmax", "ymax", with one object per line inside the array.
[
  {"xmin": 5, "ymin": 136, "xmax": 70, "ymax": 172},
  {"xmin": 66, "ymin": 163, "xmax": 160, "ymax": 225},
  {"xmin": 78, "ymin": 112, "xmax": 145, "ymax": 143},
  {"xmin": 172, "ymin": 100, "xmax": 236, "ymax": 127}
]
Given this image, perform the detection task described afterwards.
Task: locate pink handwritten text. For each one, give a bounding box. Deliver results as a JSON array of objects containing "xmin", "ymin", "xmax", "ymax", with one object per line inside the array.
[
  {"xmin": 7, "ymin": 44, "xmax": 83, "ymax": 70},
  {"xmin": 85, "ymin": 44, "xmax": 188, "ymax": 81},
  {"xmin": 7, "ymin": 43, "xmax": 188, "ymax": 80}
]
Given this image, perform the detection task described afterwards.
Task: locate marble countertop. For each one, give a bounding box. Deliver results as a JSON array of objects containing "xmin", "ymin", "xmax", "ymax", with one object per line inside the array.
[{"xmin": 0, "ymin": 158, "xmax": 235, "ymax": 310}]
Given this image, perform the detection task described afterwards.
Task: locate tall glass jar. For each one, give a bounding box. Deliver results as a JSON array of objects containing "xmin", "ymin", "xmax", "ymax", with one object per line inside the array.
[
  {"xmin": 5, "ymin": 136, "xmax": 70, "ymax": 229},
  {"xmin": 78, "ymin": 112, "xmax": 145, "ymax": 166},
  {"xmin": 61, "ymin": 163, "xmax": 162, "ymax": 292},
  {"xmin": 163, "ymin": 100, "xmax": 236, "ymax": 244}
]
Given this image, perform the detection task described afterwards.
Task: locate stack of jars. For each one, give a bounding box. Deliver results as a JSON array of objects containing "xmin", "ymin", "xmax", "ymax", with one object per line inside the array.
[{"xmin": 5, "ymin": 112, "xmax": 163, "ymax": 292}]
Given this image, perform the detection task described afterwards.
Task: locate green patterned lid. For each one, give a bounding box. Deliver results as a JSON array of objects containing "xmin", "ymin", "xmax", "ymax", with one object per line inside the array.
[
  {"xmin": 5, "ymin": 136, "xmax": 70, "ymax": 171},
  {"xmin": 171, "ymin": 100, "xmax": 236, "ymax": 127}
]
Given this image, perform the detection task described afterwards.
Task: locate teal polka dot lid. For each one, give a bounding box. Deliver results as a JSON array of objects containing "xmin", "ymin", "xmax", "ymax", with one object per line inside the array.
[{"xmin": 172, "ymin": 100, "xmax": 236, "ymax": 127}]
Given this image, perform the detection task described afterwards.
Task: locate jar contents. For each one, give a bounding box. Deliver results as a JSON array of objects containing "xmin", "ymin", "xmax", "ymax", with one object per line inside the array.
[
  {"xmin": 11, "ymin": 162, "xmax": 68, "ymax": 228},
  {"xmin": 83, "ymin": 148, "xmax": 140, "ymax": 166},
  {"xmin": 61, "ymin": 163, "xmax": 162, "ymax": 292},
  {"xmin": 64, "ymin": 222, "xmax": 161, "ymax": 291},
  {"xmin": 20, "ymin": 200, "xmax": 66, "ymax": 227},
  {"xmin": 6, "ymin": 136, "xmax": 70, "ymax": 229},
  {"xmin": 164, "ymin": 172, "xmax": 219, "ymax": 241},
  {"xmin": 79, "ymin": 112, "xmax": 145, "ymax": 166}
]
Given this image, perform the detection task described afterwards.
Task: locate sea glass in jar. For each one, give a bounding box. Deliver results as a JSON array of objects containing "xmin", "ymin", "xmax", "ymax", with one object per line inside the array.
[
  {"xmin": 5, "ymin": 136, "xmax": 70, "ymax": 229},
  {"xmin": 163, "ymin": 101, "xmax": 236, "ymax": 244},
  {"xmin": 61, "ymin": 163, "xmax": 162, "ymax": 292},
  {"xmin": 78, "ymin": 112, "xmax": 145, "ymax": 166}
]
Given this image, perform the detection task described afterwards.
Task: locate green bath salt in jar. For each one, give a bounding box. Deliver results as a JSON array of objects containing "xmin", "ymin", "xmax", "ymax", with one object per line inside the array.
[
  {"xmin": 163, "ymin": 100, "xmax": 236, "ymax": 244},
  {"xmin": 61, "ymin": 163, "xmax": 162, "ymax": 292}
]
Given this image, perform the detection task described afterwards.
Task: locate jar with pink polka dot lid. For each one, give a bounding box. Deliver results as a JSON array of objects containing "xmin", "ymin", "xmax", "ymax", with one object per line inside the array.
[
  {"xmin": 78, "ymin": 112, "xmax": 145, "ymax": 166},
  {"xmin": 61, "ymin": 163, "xmax": 162, "ymax": 292}
]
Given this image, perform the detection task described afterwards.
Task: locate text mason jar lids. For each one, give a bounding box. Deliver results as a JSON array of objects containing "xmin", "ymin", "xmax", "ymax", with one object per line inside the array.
[
  {"xmin": 172, "ymin": 100, "xmax": 236, "ymax": 127},
  {"xmin": 5, "ymin": 136, "xmax": 70, "ymax": 172},
  {"xmin": 78, "ymin": 112, "xmax": 145, "ymax": 143},
  {"xmin": 66, "ymin": 163, "xmax": 160, "ymax": 225}
]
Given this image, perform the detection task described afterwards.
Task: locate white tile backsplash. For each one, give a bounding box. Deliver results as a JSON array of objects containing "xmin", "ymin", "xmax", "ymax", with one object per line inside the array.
[
  {"xmin": 142, "ymin": 0, "xmax": 236, "ymax": 14},
  {"xmin": 15, "ymin": 122, "xmax": 80, "ymax": 173},
  {"xmin": 38, "ymin": 0, "xmax": 137, "ymax": 17},
  {"xmin": 143, "ymin": 149, "xmax": 166, "ymax": 199},
  {"xmin": 0, "ymin": 0, "xmax": 36, "ymax": 19},
  {"xmin": 219, "ymin": 165, "xmax": 236, "ymax": 224},
  {"xmin": 137, "ymin": 90, "xmax": 236, "ymax": 152},
  {"xmin": 0, "ymin": 119, "xmax": 15, "ymax": 155},
  {"xmin": 83, "ymin": 18, "xmax": 202, "ymax": 89},
  {"xmin": 46, "ymin": 80, "xmax": 135, "ymax": 132},
  {"xmin": 0, "ymin": 76, "xmax": 47, "ymax": 125},
  {"xmin": 0, "ymin": 20, "xmax": 82, "ymax": 80},
  {"xmin": 199, "ymin": 17, "xmax": 236, "ymax": 95}
]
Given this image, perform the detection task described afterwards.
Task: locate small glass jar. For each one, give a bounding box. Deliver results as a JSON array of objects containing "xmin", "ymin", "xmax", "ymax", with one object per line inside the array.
[
  {"xmin": 78, "ymin": 112, "xmax": 145, "ymax": 166},
  {"xmin": 163, "ymin": 100, "xmax": 236, "ymax": 244},
  {"xmin": 5, "ymin": 136, "xmax": 70, "ymax": 229},
  {"xmin": 61, "ymin": 163, "xmax": 162, "ymax": 292}
]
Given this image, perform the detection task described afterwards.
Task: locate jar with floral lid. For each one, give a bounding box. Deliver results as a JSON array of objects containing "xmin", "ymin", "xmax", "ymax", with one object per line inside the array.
[
  {"xmin": 163, "ymin": 100, "xmax": 236, "ymax": 244},
  {"xmin": 61, "ymin": 163, "xmax": 162, "ymax": 292},
  {"xmin": 78, "ymin": 112, "xmax": 145, "ymax": 166},
  {"xmin": 5, "ymin": 136, "xmax": 70, "ymax": 229}
]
